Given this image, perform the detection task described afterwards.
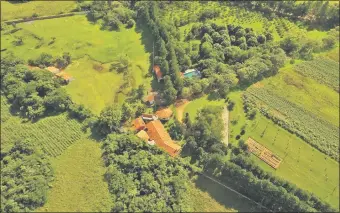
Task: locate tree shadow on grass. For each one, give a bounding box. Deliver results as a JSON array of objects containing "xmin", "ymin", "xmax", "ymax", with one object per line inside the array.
[
  {"xmin": 194, "ymin": 174, "xmax": 266, "ymax": 212},
  {"xmin": 207, "ymin": 91, "xmax": 222, "ymax": 101},
  {"xmin": 135, "ymin": 20, "xmax": 155, "ymax": 88}
]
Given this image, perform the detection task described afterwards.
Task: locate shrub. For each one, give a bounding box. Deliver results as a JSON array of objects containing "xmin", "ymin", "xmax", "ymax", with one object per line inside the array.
[{"xmin": 126, "ymin": 19, "xmax": 135, "ymax": 28}]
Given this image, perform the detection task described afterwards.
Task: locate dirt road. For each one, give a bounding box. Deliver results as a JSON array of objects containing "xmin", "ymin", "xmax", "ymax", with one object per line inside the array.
[
  {"xmin": 222, "ymin": 106, "xmax": 229, "ymax": 146},
  {"xmin": 175, "ymin": 99, "xmax": 190, "ymax": 123}
]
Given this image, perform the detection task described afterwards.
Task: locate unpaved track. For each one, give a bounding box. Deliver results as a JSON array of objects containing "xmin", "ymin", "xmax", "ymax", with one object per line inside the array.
[
  {"xmin": 222, "ymin": 106, "xmax": 229, "ymax": 145},
  {"xmin": 175, "ymin": 99, "xmax": 190, "ymax": 123}
]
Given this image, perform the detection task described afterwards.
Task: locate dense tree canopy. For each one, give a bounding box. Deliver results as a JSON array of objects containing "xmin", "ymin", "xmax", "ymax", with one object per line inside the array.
[
  {"xmin": 1, "ymin": 140, "xmax": 53, "ymax": 213},
  {"xmin": 102, "ymin": 134, "xmax": 193, "ymax": 212}
]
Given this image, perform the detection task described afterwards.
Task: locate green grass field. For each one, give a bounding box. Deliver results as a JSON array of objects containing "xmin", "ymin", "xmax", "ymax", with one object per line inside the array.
[
  {"xmin": 1, "ymin": 96, "xmax": 85, "ymax": 156},
  {"xmin": 183, "ymin": 94, "xmax": 225, "ymax": 121},
  {"xmin": 1, "ymin": 0, "xmax": 78, "ymax": 21},
  {"xmin": 1, "ymin": 15, "xmax": 151, "ymax": 64},
  {"xmin": 227, "ymin": 91, "xmax": 339, "ymax": 209},
  {"xmin": 1, "ymin": 15, "xmax": 152, "ymax": 114},
  {"xmin": 192, "ymin": 175, "xmax": 263, "ymax": 212},
  {"xmin": 36, "ymin": 139, "xmax": 113, "ymax": 212}
]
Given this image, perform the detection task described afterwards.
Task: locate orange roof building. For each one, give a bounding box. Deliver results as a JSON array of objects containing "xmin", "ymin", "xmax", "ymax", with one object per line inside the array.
[
  {"xmin": 153, "ymin": 65, "xmax": 163, "ymax": 82},
  {"xmin": 133, "ymin": 117, "xmax": 146, "ymax": 131},
  {"xmin": 144, "ymin": 93, "xmax": 156, "ymax": 105},
  {"xmin": 146, "ymin": 120, "xmax": 181, "ymax": 157},
  {"xmin": 155, "ymin": 108, "xmax": 173, "ymax": 120},
  {"xmin": 136, "ymin": 130, "xmax": 149, "ymax": 142}
]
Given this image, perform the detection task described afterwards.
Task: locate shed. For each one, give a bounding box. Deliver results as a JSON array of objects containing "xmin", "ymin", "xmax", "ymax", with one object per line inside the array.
[{"xmin": 142, "ymin": 113, "xmax": 158, "ymax": 121}]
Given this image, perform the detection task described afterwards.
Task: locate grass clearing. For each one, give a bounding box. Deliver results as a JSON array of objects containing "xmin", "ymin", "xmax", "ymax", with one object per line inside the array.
[
  {"xmin": 184, "ymin": 94, "xmax": 225, "ymax": 121},
  {"xmin": 228, "ymin": 91, "xmax": 339, "ymax": 209},
  {"xmin": 64, "ymin": 56, "xmax": 122, "ymax": 114},
  {"xmin": 1, "ymin": 0, "xmax": 78, "ymax": 21},
  {"xmin": 36, "ymin": 139, "xmax": 113, "ymax": 212},
  {"xmin": 1, "ymin": 96, "xmax": 85, "ymax": 156}
]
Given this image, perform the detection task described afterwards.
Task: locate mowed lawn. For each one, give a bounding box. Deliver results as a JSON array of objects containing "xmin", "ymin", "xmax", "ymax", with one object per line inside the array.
[
  {"xmin": 183, "ymin": 94, "xmax": 225, "ymax": 121},
  {"xmin": 228, "ymin": 91, "xmax": 339, "ymax": 209},
  {"xmin": 0, "ymin": 0, "xmax": 78, "ymax": 21},
  {"xmin": 37, "ymin": 139, "xmax": 113, "ymax": 212}
]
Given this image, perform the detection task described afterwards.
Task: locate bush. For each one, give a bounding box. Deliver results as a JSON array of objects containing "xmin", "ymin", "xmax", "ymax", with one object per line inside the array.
[{"xmin": 126, "ymin": 19, "xmax": 135, "ymax": 28}]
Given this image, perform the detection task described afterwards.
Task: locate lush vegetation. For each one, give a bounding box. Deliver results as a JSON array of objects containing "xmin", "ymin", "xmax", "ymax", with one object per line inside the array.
[
  {"xmin": 37, "ymin": 139, "xmax": 112, "ymax": 212},
  {"xmin": 102, "ymin": 133, "xmax": 194, "ymax": 212},
  {"xmin": 244, "ymin": 87, "xmax": 338, "ymax": 160},
  {"xmin": 230, "ymin": 1, "xmax": 339, "ymax": 30},
  {"xmin": 1, "ymin": 140, "xmax": 53, "ymax": 212},
  {"xmin": 182, "ymin": 105, "xmax": 336, "ymax": 212},
  {"xmin": 294, "ymin": 57, "xmax": 339, "ymax": 92},
  {"xmin": 228, "ymin": 92, "xmax": 339, "ymax": 209},
  {"xmin": 1, "ymin": 0, "xmax": 78, "ymax": 21},
  {"xmin": 1, "ymin": 14, "xmax": 152, "ymax": 114}
]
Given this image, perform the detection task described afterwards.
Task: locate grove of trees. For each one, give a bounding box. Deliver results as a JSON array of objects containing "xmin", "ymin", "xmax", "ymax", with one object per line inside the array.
[{"xmin": 1, "ymin": 140, "xmax": 53, "ymax": 213}]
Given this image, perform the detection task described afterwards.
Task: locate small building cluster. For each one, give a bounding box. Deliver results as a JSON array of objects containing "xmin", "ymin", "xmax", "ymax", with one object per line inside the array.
[{"xmin": 133, "ymin": 108, "xmax": 180, "ymax": 157}]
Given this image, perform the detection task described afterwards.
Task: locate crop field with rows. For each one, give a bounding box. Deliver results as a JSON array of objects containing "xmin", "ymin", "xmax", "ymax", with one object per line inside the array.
[
  {"xmin": 244, "ymin": 86, "xmax": 339, "ymax": 160},
  {"xmin": 294, "ymin": 57, "xmax": 339, "ymax": 92},
  {"xmin": 1, "ymin": 97, "xmax": 86, "ymax": 156}
]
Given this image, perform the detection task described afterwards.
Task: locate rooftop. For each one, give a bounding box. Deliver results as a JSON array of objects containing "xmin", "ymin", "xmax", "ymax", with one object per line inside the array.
[
  {"xmin": 153, "ymin": 65, "xmax": 162, "ymax": 80},
  {"xmin": 136, "ymin": 130, "xmax": 149, "ymax": 142},
  {"xmin": 146, "ymin": 120, "xmax": 181, "ymax": 157},
  {"xmin": 133, "ymin": 117, "xmax": 146, "ymax": 131}
]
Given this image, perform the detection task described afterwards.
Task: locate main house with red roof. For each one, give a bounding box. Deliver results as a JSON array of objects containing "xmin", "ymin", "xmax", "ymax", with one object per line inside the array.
[{"xmin": 145, "ymin": 120, "xmax": 181, "ymax": 157}]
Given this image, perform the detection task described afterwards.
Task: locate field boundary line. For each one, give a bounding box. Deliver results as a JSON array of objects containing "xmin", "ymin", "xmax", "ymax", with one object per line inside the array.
[
  {"xmin": 200, "ymin": 172, "xmax": 273, "ymax": 212},
  {"xmin": 4, "ymin": 11, "xmax": 88, "ymax": 25}
]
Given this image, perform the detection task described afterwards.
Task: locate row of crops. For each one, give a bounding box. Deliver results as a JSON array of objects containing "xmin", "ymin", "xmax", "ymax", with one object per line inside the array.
[
  {"xmin": 294, "ymin": 57, "xmax": 340, "ymax": 92},
  {"xmin": 1, "ymin": 98, "xmax": 85, "ymax": 157},
  {"xmin": 244, "ymin": 87, "xmax": 339, "ymax": 161}
]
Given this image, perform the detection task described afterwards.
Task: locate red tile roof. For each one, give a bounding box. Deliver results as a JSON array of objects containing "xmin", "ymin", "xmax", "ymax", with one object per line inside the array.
[
  {"xmin": 153, "ymin": 65, "xmax": 162, "ymax": 80},
  {"xmin": 146, "ymin": 120, "xmax": 181, "ymax": 157},
  {"xmin": 133, "ymin": 117, "xmax": 146, "ymax": 131}
]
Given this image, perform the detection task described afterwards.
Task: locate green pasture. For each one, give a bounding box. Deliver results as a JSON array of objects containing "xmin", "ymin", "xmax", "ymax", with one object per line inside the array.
[
  {"xmin": 63, "ymin": 56, "xmax": 148, "ymax": 115},
  {"xmin": 227, "ymin": 91, "xmax": 339, "ymax": 209},
  {"xmin": 1, "ymin": 15, "xmax": 152, "ymax": 114},
  {"xmin": 0, "ymin": 0, "xmax": 78, "ymax": 21},
  {"xmin": 36, "ymin": 139, "xmax": 113, "ymax": 212},
  {"xmin": 1, "ymin": 15, "xmax": 151, "ymax": 64}
]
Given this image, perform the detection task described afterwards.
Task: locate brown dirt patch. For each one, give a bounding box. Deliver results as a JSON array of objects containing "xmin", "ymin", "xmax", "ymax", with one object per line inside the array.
[
  {"xmin": 175, "ymin": 99, "xmax": 190, "ymax": 123},
  {"xmin": 253, "ymin": 82, "xmax": 264, "ymax": 88},
  {"xmin": 93, "ymin": 63, "xmax": 104, "ymax": 72}
]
